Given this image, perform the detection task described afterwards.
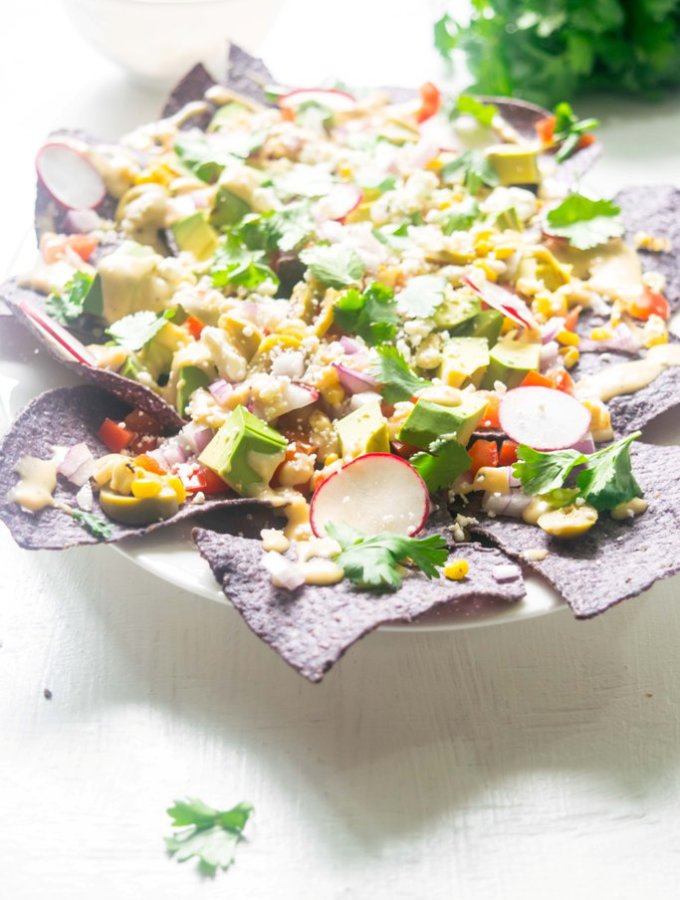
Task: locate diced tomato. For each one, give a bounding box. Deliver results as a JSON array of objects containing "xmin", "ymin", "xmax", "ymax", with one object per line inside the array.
[
  {"xmin": 535, "ymin": 115, "xmax": 556, "ymax": 145},
  {"xmin": 41, "ymin": 233, "xmax": 98, "ymax": 264},
  {"xmin": 185, "ymin": 315, "xmax": 205, "ymax": 340},
  {"xmin": 468, "ymin": 439, "xmax": 498, "ymax": 475},
  {"xmin": 279, "ymin": 103, "xmax": 295, "ymax": 123},
  {"xmin": 392, "ymin": 440, "xmax": 419, "ymax": 459},
  {"xmin": 175, "ymin": 462, "xmax": 229, "ymax": 495},
  {"xmin": 630, "ymin": 289, "xmax": 670, "ymax": 321},
  {"xmin": 68, "ymin": 234, "xmax": 98, "ymax": 261},
  {"xmin": 134, "ymin": 453, "xmax": 167, "ymax": 475},
  {"xmin": 479, "ymin": 395, "xmax": 500, "ymax": 429},
  {"xmin": 416, "ymin": 82, "xmax": 441, "ymax": 124},
  {"xmin": 124, "ymin": 409, "xmax": 163, "ymax": 435},
  {"xmin": 98, "ymin": 418, "xmax": 133, "ymax": 453},
  {"xmin": 552, "ymin": 369, "xmax": 574, "ymax": 394},
  {"xmin": 520, "ymin": 371, "xmax": 556, "ymax": 389},
  {"xmin": 498, "ymin": 440, "xmax": 518, "ymax": 467},
  {"xmin": 577, "ymin": 132, "xmax": 596, "ymax": 149},
  {"xmin": 564, "ymin": 305, "xmax": 582, "ymax": 332}
]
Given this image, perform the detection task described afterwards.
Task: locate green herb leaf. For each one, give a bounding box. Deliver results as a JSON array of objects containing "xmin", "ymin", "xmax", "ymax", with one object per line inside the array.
[
  {"xmin": 166, "ymin": 798, "xmax": 253, "ymax": 876},
  {"xmin": 211, "ymin": 236, "xmax": 279, "ymax": 290},
  {"xmin": 433, "ymin": 12, "xmax": 457, "ymax": 60},
  {"xmin": 70, "ymin": 509, "xmax": 114, "ymax": 541},
  {"xmin": 441, "ymin": 150, "xmax": 499, "ymax": 195},
  {"xmin": 174, "ymin": 133, "xmax": 262, "ymax": 182},
  {"xmin": 301, "ymin": 244, "xmax": 365, "ymax": 288},
  {"xmin": 333, "ymin": 283, "xmax": 399, "ymax": 346},
  {"xmin": 513, "ymin": 445, "xmax": 587, "ymax": 496},
  {"xmin": 552, "ymin": 101, "xmax": 599, "ymax": 162},
  {"xmin": 46, "ymin": 272, "xmax": 102, "ymax": 325},
  {"xmin": 106, "ymin": 309, "xmax": 175, "ymax": 352},
  {"xmin": 411, "ymin": 438, "xmax": 472, "ymax": 492},
  {"xmin": 545, "ymin": 194, "xmax": 623, "ymax": 250},
  {"xmin": 371, "ymin": 345, "xmax": 429, "ymax": 402},
  {"xmin": 455, "ymin": 94, "xmax": 498, "ymax": 127},
  {"xmin": 233, "ymin": 204, "xmax": 312, "ymax": 255},
  {"xmin": 327, "ymin": 521, "xmax": 448, "ymax": 591},
  {"xmin": 441, "ymin": 198, "xmax": 480, "ymax": 233},
  {"xmin": 576, "ymin": 432, "xmax": 643, "ymax": 511},
  {"xmin": 397, "ymin": 274, "xmax": 447, "ymax": 318}
]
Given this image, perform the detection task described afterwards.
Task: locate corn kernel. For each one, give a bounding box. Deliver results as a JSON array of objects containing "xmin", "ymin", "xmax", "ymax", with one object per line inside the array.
[
  {"xmin": 130, "ymin": 474, "xmax": 163, "ymax": 499},
  {"xmin": 314, "ymin": 300, "xmax": 335, "ymax": 337},
  {"xmin": 492, "ymin": 244, "xmax": 517, "ymax": 260},
  {"xmin": 560, "ymin": 346, "xmax": 580, "ymax": 368},
  {"xmin": 322, "ymin": 386, "xmax": 345, "ymax": 407},
  {"xmin": 556, "ymin": 330, "xmax": 580, "ymax": 347},
  {"xmin": 444, "ymin": 559, "xmax": 469, "ymax": 581},
  {"xmin": 472, "ymin": 259, "xmax": 498, "ymax": 282},
  {"xmin": 164, "ymin": 474, "xmax": 187, "ymax": 504},
  {"xmin": 324, "ymin": 453, "xmax": 339, "ymax": 467},
  {"xmin": 258, "ymin": 334, "xmax": 302, "ymax": 354},
  {"xmin": 337, "ymin": 164, "xmax": 353, "ymax": 179},
  {"xmin": 590, "ymin": 327, "xmax": 612, "ymax": 341},
  {"xmin": 426, "ymin": 158, "xmax": 443, "ymax": 172}
]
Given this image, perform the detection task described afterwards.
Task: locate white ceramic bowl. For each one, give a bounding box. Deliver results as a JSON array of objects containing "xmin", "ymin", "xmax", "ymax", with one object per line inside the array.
[{"xmin": 62, "ymin": 0, "xmax": 283, "ymax": 86}]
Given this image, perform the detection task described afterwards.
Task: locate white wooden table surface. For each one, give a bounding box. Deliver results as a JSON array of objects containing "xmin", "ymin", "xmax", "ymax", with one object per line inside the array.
[{"xmin": 3, "ymin": 3, "xmax": 680, "ymax": 898}]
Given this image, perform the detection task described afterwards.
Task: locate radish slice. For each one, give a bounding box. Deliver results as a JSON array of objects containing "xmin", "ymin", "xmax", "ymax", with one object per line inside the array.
[
  {"xmin": 279, "ymin": 88, "xmax": 357, "ymax": 114},
  {"xmin": 313, "ymin": 184, "xmax": 362, "ymax": 222},
  {"xmin": 310, "ymin": 453, "xmax": 430, "ymax": 538},
  {"xmin": 36, "ymin": 142, "xmax": 106, "ymax": 210},
  {"xmin": 499, "ymin": 386, "xmax": 591, "ymax": 451},
  {"xmin": 19, "ymin": 299, "xmax": 95, "ymax": 366},
  {"xmin": 463, "ymin": 274, "xmax": 538, "ymax": 331}
]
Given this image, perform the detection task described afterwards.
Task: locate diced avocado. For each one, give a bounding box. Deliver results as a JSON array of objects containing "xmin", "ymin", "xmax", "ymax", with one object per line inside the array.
[
  {"xmin": 140, "ymin": 321, "xmax": 192, "ymax": 381},
  {"xmin": 454, "ymin": 309, "xmax": 504, "ymax": 346},
  {"xmin": 335, "ymin": 399, "xmax": 389, "ymax": 459},
  {"xmin": 99, "ymin": 485, "xmax": 179, "ymax": 526},
  {"xmin": 198, "ymin": 405, "xmax": 287, "ymax": 497},
  {"xmin": 495, "ymin": 206, "xmax": 523, "ymax": 231},
  {"xmin": 439, "ymin": 337, "xmax": 490, "ymax": 388},
  {"xmin": 517, "ymin": 247, "xmax": 571, "ymax": 292},
  {"xmin": 210, "ymin": 186, "xmax": 251, "ymax": 229},
  {"xmin": 208, "ymin": 101, "xmax": 251, "ymax": 133},
  {"xmin": 482, "ymin": 335, "xmax": 541, "ymax": 389},
  {"xmin": 433, "ymin": 290, "xmax": 480, "ymax": 330},
  {"xmin": 485, "ymin": 144, "xmax": 540, "ymax": 186},
  {"xmin": 98, "ymin": 242, "xmax": 174, "ymax": 322},
  {"xmin": 398, "ymin": 394, "xmax": 487, "ymax": 450},
  {"xmin": 220, "ymin": 315, "xmax": 262, "ymax": 360},
  {"xmin": 171, "ymin": 212, "xmax": 218, "ymax": 260},
  {"xmin": 176, "ymin": 364, "xmax": 211, "ymax": 416},
  {"xmin": 81, "ymin": 273, "xmax": 103, "ymax": 317}
]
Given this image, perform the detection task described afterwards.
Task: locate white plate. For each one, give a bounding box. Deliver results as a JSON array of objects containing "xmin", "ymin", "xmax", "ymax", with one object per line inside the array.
[{"xmin": 13, "ymin": 229, "xmax": 680, "ymax": 631}]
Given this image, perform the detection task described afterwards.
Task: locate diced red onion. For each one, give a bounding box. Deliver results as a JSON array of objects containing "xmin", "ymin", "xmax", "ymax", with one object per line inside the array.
[
  {"xmin": 208, "ymin": 379, "xmax": 234, "ymax": 405},
  {"xmin": 262, "ymin": 551, "xmax": 305, "ymax": 591},
  {"xmin": 539, "ymin": 341, "xmax": 559, "ymax": 371},
  {"xmin": 58, "ymin": 442, "xmax": 95, "ymax": 487},
  {"xmin": 271, "ymin": 350, "xmax": 305, "ymax": 379},
  {"xmin": 349, "ymin": 390, "xmax": 384, "ymax": 411},
  {"xmin": 492, "ymin": 563, "xmax": 522, "ymax": 583},
  {"xmin": 580, "ymin": 323, "xmax": 641, "ymax": 354},
  {"xmin": 541, "ymin": 317, "xmax": 565, "ymax": 344},
  {"xmin": 152, "ymin": 439, "xmax": 188, "ymax": 468},
  {"xmin": 62, "ymin": 208, "xmax": 102, "ymax": 234},
  {"xmin": 279, "ymin": 382, "xmax": 319, "ymax": 414},
  {"xmin": 75, "ymin": 482, "xmax": 94, "ymax": 511},
  {"xmin": 333, "ymin": 363, "xmax": 378, "ymax": 394},
  {"xmin": 180, "ymin": 423, "xmax": 213, "ymax": 454},
  {"xmin": 339, "ymin": 336, "xmax": 361, "ymax": 355},
  {"xmin": 569, "ymin": 432, "xmax": 596, "ymax": 455},
  {"xmin": 482, "ymin": 490, "xmax": 532, "ymax": 518}
]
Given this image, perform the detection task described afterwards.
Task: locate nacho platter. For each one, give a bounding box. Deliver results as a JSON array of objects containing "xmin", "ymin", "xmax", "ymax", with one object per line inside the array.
[{"xmin": 2, "ymin": 46, "xmax": 680, "ymax": 681}]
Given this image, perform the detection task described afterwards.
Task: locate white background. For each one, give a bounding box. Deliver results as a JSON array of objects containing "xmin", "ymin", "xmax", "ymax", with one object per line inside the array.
[{"xmin": 2, "ymin": 2, "xmax": 680, "ymax": 898}]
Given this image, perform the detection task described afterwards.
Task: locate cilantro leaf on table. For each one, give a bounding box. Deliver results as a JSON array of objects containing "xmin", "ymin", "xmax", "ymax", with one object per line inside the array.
[
  {"xmin": 512, "ymin": 445, "xmax": 586, "ymax": 496},
  {"xmin": 326, "ymin": 521, "xmax": 448, "ymax": 591},
  {"xmin": 333, "ymin": 283, "xmax": 399, "ymax": 345},
  {"xmin": 552, "ymin": 101, "xmax": 599, "ymax": 162},
  {"xmin": 46, "ymin": 272, "xmax": 102, "ymax": 325},
  {"xmin": 576, "ymin": 433, "xmax": 643, "ymax": 511},
  {"xmin": 301, "ymin": 244, "xmax": 365, "ymax": 288},
  {"xmin": 411, "ymin": 438, "xmax": 472, "ymax": 492},
  {"xmin": 397, "ymin": 275, "xmax": 447, "ymax": 318},
  {"xmin": 545, "ymin": 194, "xmax": 623, "ymax": 250},
  {"xmin": 371, "ymin": 346, "xmax": 429, "ymax": 402},
  {"xmin": 441, "ymin": 150, "xmax": 499, "ymax": 195},
  {"xmin": 70, "ymin": 509, "xmax": 114, "ymax": 541},
  {"xmin": 165, "ymin": 798, "xmax": 253, "ymax": 877},
  {"xmin": 106, "ymin": 309, "xmax": 175, "ymax": 352},
  {"xmin": 455, "ymin": 94, "xmax": 498, "ymax": 127},
  {"xmin": 211, "ymin": 236, "xmax": 279, "ymax": 291}
]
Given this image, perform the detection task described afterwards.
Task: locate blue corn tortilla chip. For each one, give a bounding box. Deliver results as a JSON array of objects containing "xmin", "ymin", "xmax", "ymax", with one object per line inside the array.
[
  {"xmin": 616, "ymin": 185, "xmax": 680, "ymax": 311},
  {"xmin": 469, "ymin": 442, "xmax": 680, "ymax": 618},
  {"xmin": 193, "ymin": 525, "xmax": 525, "ymax": 682},
  {"xmin": 1, "ymin": 279, "xmax": 185, "ymax": 433},
  {"xmin": 225, "ymin": 43, "xmax": 274, "ymax": 105},
  {"xmin": 0, "ymin": 384, "xmax": 266, "ymax": 550},
  {"xmin": 161, "ymin": 62, "xmax": 218, "ymax": 122}
]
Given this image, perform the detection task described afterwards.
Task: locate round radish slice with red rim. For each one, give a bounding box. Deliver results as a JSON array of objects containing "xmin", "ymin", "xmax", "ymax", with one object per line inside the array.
[
  {"xmin": 310, "ymin": 452, "xmax": 429, "ymax": 538},
  {"xmin": 499, "ymin": 386, "xmax": 591, "ymax": 451},
  {"xmin": 36, "ymin": 142, "xmax": 106, "ymax": 210},
  {"xmin": 313, "ymin": 184, "xmax": 362, "ymax": 222},
  {"xmin": 279, "ymin": 88, "xmax": 357, "ymax": 114}
]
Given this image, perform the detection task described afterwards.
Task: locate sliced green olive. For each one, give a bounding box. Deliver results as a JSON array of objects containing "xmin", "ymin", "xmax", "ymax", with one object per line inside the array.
[{"xmin": 99, "ymin": 485, "xmax": 179, "ymax": 526}]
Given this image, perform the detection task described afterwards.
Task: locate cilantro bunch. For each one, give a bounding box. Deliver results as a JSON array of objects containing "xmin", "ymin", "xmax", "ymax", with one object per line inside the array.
[{"xmin": 435, "ymin": 1, "xmax": 680, "ymax": 107}]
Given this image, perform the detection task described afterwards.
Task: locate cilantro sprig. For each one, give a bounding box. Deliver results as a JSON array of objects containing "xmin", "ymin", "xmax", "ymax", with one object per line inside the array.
[
  {"xmin": 165, "ymin": 798, "xmax": 253, "ymax": 877},
  {"xmin": 513, "ymin": 433, "xmax": 643, "ymax": 512},
  {"xmin": 371, "ymin": 346, "xmax": 429, "ymax": 402},
  {"xmin": 327, "ymin": 521, "xmax": 448, "ymax": 591},
  {"xmin": 333, "ymin": 283, "xmax": 399, "ymax": 346},
  {"xmin": 301, "ymin": 244, "xmax": 365, "ymax": 288},
  {"xmin": 411, "ymin": 438, "xmax": 472, "ymax": 492},
  {"xmin": 70, "ymin": 509, "xmax": 114, "ymax": 540},
  {"xmin": 211, "ymin": 236, "xmax": 279, "ymax": 291},
  {"xmin": 552, "ymin": 102, "xmax": 599, "ymax": 162},
  {"xmin": 545, "ymin": 194, "xmax": 623, "ymax": 250},
  {"xmin": 106, "ymin": 309, "xmax": 175, "ymax": 352},
  {"xmin": 441, "ymin": 150, "xmax": 499, "ymax": 195},
  {"xmin": 454, "ymin": 94, "xmax": 498, "ymax": 127},
  {"xmin": 46, "ymin": 272, "xmax": 102, "ymax": 325}
]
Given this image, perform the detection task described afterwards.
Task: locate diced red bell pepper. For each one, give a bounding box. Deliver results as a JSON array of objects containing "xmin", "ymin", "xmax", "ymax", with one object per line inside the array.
[
  {"xmin": 98, "ymin": 418, "xmax": 133, "ymax": 453},
  {"xmin": 552, "ymin": 368, "xmax": 574, "ymax": 394},
  {"xmin": 175, "ymin": 463, "xmax": 229, "ymax": 495},
  {"xmin": 630, "ymin": 289, "xmax": 670, "ymax": 321},
  {"xmin": 468, "ymin": 439, "xmax": 498, "ymax": 475},
  {"xmin": 185, "ymin": 315, "xmax": 205, "ymax": 340},
  {"xmin": 480, "ymin": 395, "xmax": 500, "ymax": 429},
  {"xmin": 520, "ymin": 371, "xmax": 556, "ymax": 390},
  {"xmin": 41, "ymin": 233, "xmax": 98, "ymax": 264},
  {"xmin": 416, "ymin": 82, "xmax": 441, "ymax": 124},
  {"xmin": 124, "ymin": 409, "xmax": 163, "ymax": 435},
  {"xmin": 535, "ymin": 115, "xmax": 556, "ymax": 145},
  {"xmin": 564, "ymin": 305, "xmax": 582, "ymax": 332},
  {"xmin": 498, "ymin": 440, "xmax": 518, "ymax": 467},
  {"xmin": 577, "ymin": 132, "xmax": 596, "ymax": 149}
]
